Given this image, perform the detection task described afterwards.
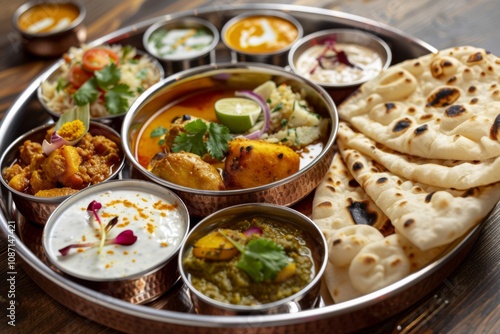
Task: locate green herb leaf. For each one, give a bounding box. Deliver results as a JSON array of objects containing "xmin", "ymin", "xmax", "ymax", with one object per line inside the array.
[
  {"xmin": 171, "ymin": 119, "xmax": 230, "ymax": 160},
  {"xmin": 73, "ymin": 78, "xmax": 99, "ymax": 106},
  {"xmin": 105, "ymin": 84, "xmax": 133, "ymax": 115},
  {"xmin": 206, "ymin": 123, "xmax": 231, "ymax": 160},
  {"xmin": 220, "ymin": 231, "xmax": 292, "ymax": 283},
  {"xmin": 121, "ymin": 45, "xmax": 133, "ymax": 60},
  {"xmin": 95, "ymin": 63, "xmax": 121, "ymax": 88},
  {"xmin": 150, "ymin": 126, "xmax": 168, "ymax": 138},
  {"xmin": 56, "ymin": 78, "xmax": 68, "ymax": 92},
  {"xmin": 172, "ymin": 119, "xmax": 208, "ymax": 156}
]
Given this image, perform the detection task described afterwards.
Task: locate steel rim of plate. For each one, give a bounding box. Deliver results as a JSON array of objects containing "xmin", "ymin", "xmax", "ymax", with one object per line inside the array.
[{"xmin": 0, "ymin": 3, "xmax": 474, "ymax": 330}]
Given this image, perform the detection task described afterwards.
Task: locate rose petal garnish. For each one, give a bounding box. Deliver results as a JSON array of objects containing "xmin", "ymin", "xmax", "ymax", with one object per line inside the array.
[
  {"xmin": 58, "ymin": 242, "xmax": 95, "ymax": 256},
  {"xmin": 244, "ymin": 226, "xmax": 263, "ymax": 238},
  {"xmin": 42, "ymin": 104, "xmax": 90, "ymax": 156},
  {"xmin": 235, "ymin": 90, "xmax": 270, "ymax": 140},
  {"xmin": 58, "ymin": 229, "xmax": 138, "ymax": 256},
  {"xmin": 112, "ymin": 230, "xmax": 138, "ymax": 246}
]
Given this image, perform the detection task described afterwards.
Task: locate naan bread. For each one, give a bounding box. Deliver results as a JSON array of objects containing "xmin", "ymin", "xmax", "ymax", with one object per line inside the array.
[
  {"xmin": 337, "ymin": 122, "xmax": 500, "ymax": 189},
  {"xmin": 338, "ymin": 141, "xmax": 500, "ymax": 250},
  {"xmin": 323, "ymin": 262, "xmax": 364, "ymax": 303},
  {"xmin": 326, "ymin": 225, "xmax": 384, "ymax": 267},
  {"xmin": 349, "ymin": 234, "xmax": 411, "ymax": 294},
  {"xmin": 312, "ymin": 153, "xmax": 392, "ymax": 237},
  {"xmin": 338, "ymin": 46, "xmax": 500, "ymax": 160}
]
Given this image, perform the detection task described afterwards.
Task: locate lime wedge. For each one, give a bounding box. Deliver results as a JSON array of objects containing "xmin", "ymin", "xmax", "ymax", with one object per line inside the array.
[{"xmin": 215, "ymin": 97, "xmax": 262, "ymax": 133}]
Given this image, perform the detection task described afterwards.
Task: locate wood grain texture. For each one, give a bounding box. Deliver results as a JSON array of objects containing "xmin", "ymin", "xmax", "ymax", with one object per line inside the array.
[{"xmin": 0, "ymin": 0, "xmax": 499, "ymax": 333}]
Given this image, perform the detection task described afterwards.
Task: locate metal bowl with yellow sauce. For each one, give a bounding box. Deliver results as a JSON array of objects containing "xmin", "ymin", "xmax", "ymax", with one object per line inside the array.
[{"xmin": 121, "ymin": 62, "xmax": 338, "ymax": 216}]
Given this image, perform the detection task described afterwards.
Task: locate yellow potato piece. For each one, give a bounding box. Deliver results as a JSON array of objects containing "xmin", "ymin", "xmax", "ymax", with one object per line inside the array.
[
  {"xmin": 193, "ymin": 230, "xmax": 245, "ymax": 261},
  {"xmin": 274, "ymin": 262, "xmax": 296, "ymax": 282}
]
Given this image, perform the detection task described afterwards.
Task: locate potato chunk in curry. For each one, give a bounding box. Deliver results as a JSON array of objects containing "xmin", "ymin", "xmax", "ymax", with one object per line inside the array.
[{"xmin": 224, "ymin": 138, "xmax": 300, "ymax": 189}]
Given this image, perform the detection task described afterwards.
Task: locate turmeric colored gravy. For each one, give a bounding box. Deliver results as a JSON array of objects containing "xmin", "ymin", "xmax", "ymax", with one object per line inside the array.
[
  {"xmin": 224, "ymin": 16, "xmax": 299, "ymax": 53},
  {"xmin": 18, "ymin": 3, "xmax": 80, "ymax": 34},
  {"xmin": 136, "ymin": 89, "xmax": 324, "ymax": 171},
  {"xmin": 136, "ymin": 90, "xmax": 231, "ymax": 168}
]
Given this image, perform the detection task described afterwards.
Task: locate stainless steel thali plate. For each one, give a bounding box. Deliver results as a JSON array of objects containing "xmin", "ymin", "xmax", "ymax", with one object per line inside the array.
[{"xmin": 1, "ymin": 3, "xmax": 495, "ymax": 333}]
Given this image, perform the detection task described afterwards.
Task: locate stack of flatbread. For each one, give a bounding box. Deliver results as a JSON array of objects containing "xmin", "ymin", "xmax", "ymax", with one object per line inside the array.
[{"xmin": 312, "ymin": 46, "xmax": 500, "ymax": 303}]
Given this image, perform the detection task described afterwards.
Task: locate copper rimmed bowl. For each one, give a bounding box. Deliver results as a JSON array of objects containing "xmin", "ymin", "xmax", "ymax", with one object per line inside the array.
[
  {"xmin": 121, "ymin": 62, "xmax": 338, "ymax": 216},
  {"xmin": 42, "ymin": 179, "xmax": 190, "ymax": 304},
  {"xmin": 0, "ymin": 122, "xmax": 125, "ymax": 225},
  {"xmin": 178, "ymin": 203, "xmax": 328, "ymax": 315}
]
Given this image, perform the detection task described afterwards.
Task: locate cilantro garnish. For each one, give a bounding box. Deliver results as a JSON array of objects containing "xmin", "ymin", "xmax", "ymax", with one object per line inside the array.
[
  {"xmin": 150, "ymin": 126, "xmax": 168, "ymax": 138},
  {"xmin": 220, "ymin": 231, "xmax": 292, "ymax": 283},
  {"xmin": 72, "ymin": 63, "xmax": 133, "ymax": 115},
  {"xmin": 172, "ymin": 119, "xmax": 231, "ymax": 160}
]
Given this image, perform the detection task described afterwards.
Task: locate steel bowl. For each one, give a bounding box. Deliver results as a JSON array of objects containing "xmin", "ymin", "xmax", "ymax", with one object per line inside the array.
[
  {"xmin": 121, "ymin": 62, "xmax": 338, "ymax": 216},
  {"xmin": 221, "ymin": 10, "xmax": 303, "ymax": 67},
  {"xmin": 42, "ymin": 179, "xmax": 190, "ymax": 304},
  {"xmin": 0, "ymin": 122, "xmax": 125, "ymax": 225},
  {"xmin": 288, "ymin": 29, "xmax": 392, "ymax": 104},
  {"xmin": 37, "ymin": 47, "xmax": 165, "ymax": 128},
  {"xmin": 12, "ymin": 0, "xmax": 87, "ymax": 57},
  {"xmin": 178, "ymin": 203, "xmax": 328, "ymax": 315},
  {"xmin": 143, "ymin": 17, "xmax": 220, "ymax": 76}
]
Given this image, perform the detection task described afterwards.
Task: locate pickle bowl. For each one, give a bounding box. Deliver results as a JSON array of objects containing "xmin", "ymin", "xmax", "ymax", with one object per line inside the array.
[
  {"xmin": 288, "ymin": 29, "xmax": 392, "ymax": 104},
  {"xmin": 178, "ymin": 203, "xmax": 328, "ymax": 315},
  {"xmin": 0, "ymin": 121, "xmax": 125, "ymax": 225},
  {"xmin": 121, "ymin": 62, "xmax": 338, "ymax": 217},
  {"xmin": 42, "ymin": 179, "xmax": 190, "ymax": 304}
]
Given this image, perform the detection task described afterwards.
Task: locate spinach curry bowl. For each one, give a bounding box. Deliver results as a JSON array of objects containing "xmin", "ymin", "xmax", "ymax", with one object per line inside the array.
[{"xmin": 178, "ymin": 203, "xmax": 327, "ymax": 315}]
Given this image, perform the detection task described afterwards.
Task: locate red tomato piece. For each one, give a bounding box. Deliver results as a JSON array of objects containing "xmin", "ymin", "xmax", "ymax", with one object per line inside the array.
[
  {"xmin": 82, "ymin": 48, "xmax": 120, "ymax": 71},
  {"xmin": 68, "ymin": 64, "xmax": 93, "ymax": 88}
]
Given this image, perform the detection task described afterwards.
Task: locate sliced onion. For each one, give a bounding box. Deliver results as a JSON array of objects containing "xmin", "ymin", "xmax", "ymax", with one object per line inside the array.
[
  {"xmin": 42, "ymin": 104, "xmax": 90, "ymax": 156},
  {"xmin": 235, "ymin": 90, "xmax": 270, "ymax": 139},
  {"xmin": 244, "ymin": 226, "xmax": 263, "ymax": 238}
]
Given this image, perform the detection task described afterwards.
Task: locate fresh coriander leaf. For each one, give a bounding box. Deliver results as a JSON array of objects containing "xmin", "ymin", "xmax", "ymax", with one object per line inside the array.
[
  {"xmin": 172, "ymin": 119, "xmax": 208, "ymax": 156},
  {"xmin": 56, "ymin": 78, "xmax": 68, "ymax": 92},
  {"xmin": 73, "ymin": 77, "xmax": 99, "ymax": 106},
  {"xmin": 95, "ymin": 63, "xmax": 121, "ymax": 89},
  {"xmin": 219, "ymin": 231, "xmax": 292, "ymax": 283},
  {"xmin": 150, "ymin": 126, "xmax": 168, "ymax": 138},
  {"xmin": 206, "ymin": 123, "xmax": 231, "ymax": 160},
  {"xmin": 237, "ymin": 238, "xmax": 291, "ymax": 282},
  {"xmin": 105, "ymin": 84, "xmax": 133, "ymax": 115},
  {"xmin": 122, "ymin": 45, "xmax": 133, "ymax": 60},
  {"xmin": 171, "ymin": 120, "xmax": 230, "ymax": 160}
]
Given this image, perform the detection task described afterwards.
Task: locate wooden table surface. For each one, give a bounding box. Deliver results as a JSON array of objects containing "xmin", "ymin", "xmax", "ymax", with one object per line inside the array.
[{"xmin": 1, "ymin": 0, "xmax": 499, "ymax": 333}]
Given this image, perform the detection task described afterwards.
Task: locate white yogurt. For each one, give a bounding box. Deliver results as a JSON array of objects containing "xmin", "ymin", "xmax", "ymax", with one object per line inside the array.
[
  {"xmin": 296, "ymin": 43, "xmax": 383, "ymax": 85},
  {"xmin": 45, "ymin": 186, "xmax": 188, "ymax": 280},
  {"xmin": 148, "ymin": 27, "xmax": 214, "ymax": 60}
]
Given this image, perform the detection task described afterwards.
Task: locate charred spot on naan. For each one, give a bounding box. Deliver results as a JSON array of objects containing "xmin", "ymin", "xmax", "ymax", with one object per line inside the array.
[
  {"xmin": 426, "ymin": 87, "xmax": 461, "ymax": 107},
  {"xmin": 430, "ymin": 56, "xmax": 460, "ymax": 78},
  {"xmin": 392, "ymin": 117, "xmax": 412, "ymax": 133},
  {"xmin": 445, "ymin": 104, "xmax": 467, "ymax": 117},
  {"xmin": 491, "ymin": 114, "xmax": 500, "ymax": 141},
  {"xmin": 346, "ymin": 199, "xmax": 379, "ymax": 226}
]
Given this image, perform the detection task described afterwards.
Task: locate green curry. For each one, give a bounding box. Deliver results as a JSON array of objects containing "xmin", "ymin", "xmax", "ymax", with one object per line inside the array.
[{"xmin": 183, "ymin": 216, "xmax": 315, "ymax": 306}]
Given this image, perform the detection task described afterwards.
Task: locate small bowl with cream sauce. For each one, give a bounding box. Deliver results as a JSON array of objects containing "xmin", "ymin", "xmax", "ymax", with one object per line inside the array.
[
  {"xmin": 12, "ymin": 0, "xmax": 87, "ymax": 57},
  {"xmin": 42, "ymin": 179, "xmax": 190, "ymax": 304},
  {"xmin": 143, "ymin": 17, "xmax": 219, "ymax": 75},
  {"xmin": 288, "ymin": 29, "xmax": 392, "ymax": 104}
]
